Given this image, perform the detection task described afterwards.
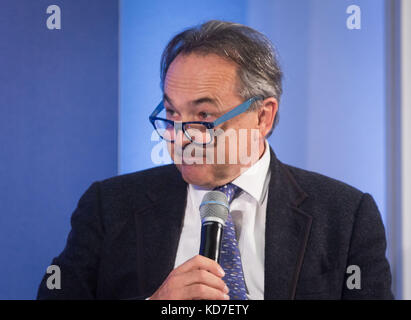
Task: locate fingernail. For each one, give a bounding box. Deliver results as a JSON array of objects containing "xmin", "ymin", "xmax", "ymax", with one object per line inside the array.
[
  {"xmin": 218, "ymin": 267, "xmax": 225, "ymax": 277},
  {"xmin": 224, "ymin": 285, "xmax": 229, "ymax": 293},
  {"xmin": 224, "ymin": 294, "xmax": 230, "ymax": 300}
]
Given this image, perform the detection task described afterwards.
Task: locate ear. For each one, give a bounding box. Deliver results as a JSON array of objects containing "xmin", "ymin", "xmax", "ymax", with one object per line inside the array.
[{"xmin": 257, "ymin": 97, "xmax": 278, "ymax": 137}]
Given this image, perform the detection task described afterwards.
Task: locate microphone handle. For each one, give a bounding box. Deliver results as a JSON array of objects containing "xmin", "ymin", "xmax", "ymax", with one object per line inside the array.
[{"xmin": 199, "ymin": 221, "xmax": 224, "ymax": 262}]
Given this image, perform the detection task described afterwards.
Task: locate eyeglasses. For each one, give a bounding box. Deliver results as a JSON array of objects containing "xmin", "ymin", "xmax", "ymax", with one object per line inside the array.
[{"xmin": 149, "ymin": 96, "xmax": 263, "ymax": 145}]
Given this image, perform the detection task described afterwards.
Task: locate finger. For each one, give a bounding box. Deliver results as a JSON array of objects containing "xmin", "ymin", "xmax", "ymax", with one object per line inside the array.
[
  {"xmin": 173, "ymin": 255, "xmax": 225, "ymax": 278},
  {"xmin": 184, "ymin": 283, "xmax": 230, "ymax": 300},
  {"xmin": 181, "ymin": 269, "xmax": 229, "ymax": 293}
]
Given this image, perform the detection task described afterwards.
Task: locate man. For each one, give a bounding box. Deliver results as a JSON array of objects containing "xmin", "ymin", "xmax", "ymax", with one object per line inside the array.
[{"xmin": 37, "ymin": 20, "xmax": 393, "ymax": 300}]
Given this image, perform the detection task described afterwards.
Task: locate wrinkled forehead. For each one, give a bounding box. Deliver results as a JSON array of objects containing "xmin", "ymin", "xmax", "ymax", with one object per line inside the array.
[{"xmin": 164, "ymin": 53, "xmax": 241, "ymax": 105}]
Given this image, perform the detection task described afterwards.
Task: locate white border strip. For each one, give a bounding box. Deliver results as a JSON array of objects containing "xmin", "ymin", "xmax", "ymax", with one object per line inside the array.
[{"xmin": 401, "ymin": 0, "xmax": 411, "ymax": 300}]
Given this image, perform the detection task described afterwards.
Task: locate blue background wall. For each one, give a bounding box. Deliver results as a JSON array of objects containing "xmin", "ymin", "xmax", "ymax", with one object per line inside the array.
[
  {"xmin": 0, "ymin": 0, "xmax": 389, "ymax": 299},
  {"xmin": 0, "ymin": 0, "xmax": 118, "ymax": 299},
  {"xmin": 248, "ymin": 0, "xmax": 386, "ymax": 224},
  {"xmin": 120, "ymin": 0, "xmax": 386, "ymax": 222}
]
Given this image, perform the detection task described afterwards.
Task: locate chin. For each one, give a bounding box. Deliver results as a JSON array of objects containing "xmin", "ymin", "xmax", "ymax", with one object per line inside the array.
[{"xmin": 175, "ymin": 163, "xmax": 212, "ymax": 186}]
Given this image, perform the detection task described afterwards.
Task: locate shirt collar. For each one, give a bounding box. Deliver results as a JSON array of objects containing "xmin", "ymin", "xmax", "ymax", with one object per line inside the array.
[{"xmin": 231, "ymin": 139, "xmax": 271, "ymax": 204}]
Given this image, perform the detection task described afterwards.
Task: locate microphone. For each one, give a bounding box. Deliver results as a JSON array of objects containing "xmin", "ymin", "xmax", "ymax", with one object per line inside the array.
[{"xmin": 199, "ymin": 191, "xmax": 229, "ymax": 262}]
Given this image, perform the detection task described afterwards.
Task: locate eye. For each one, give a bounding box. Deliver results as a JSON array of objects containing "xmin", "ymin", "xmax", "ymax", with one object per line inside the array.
[
  {"xmin": 199, "ymin": 111, "xmax": 211, "ymax": 120},
  {"xmin": 166, "ymin": 108, "xmax": 176, "ymax": 117}
]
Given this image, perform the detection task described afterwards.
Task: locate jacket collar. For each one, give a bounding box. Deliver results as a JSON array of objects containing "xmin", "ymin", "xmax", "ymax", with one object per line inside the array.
[{"xmin": 264, "ymin": 147, "xmax": 312, "ymax": 299}]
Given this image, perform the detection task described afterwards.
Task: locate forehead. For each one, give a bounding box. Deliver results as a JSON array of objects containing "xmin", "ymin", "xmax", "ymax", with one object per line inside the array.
[{"xmin": 164, "ymin": 53, "xmax": 239, "ymax": 101}]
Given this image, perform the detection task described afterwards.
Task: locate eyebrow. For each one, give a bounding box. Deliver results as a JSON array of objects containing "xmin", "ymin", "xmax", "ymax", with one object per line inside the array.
[
  {"xmin": 191, "ymin": 97, "xmax": 218, "ymax": 108},
  {"xmin": 163, "ymin": 93, "xmax": 219, "ymax": 110}
]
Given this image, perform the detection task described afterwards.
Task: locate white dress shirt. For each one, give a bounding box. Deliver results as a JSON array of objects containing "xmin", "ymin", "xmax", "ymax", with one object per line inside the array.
[{"xmin": 173, "ymin": 140, "xmax": 271, "ymax": 300}]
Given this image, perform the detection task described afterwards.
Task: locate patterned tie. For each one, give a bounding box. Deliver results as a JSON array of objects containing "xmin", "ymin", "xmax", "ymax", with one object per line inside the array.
[{"xmin": 214, "ymin": 183, "xmax": 248, "ymax": 300}]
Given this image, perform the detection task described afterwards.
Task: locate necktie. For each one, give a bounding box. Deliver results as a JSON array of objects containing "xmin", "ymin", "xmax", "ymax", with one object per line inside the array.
[{"xmin": 214, "ymin": 183, "xmax": 248, "ymax": 300}]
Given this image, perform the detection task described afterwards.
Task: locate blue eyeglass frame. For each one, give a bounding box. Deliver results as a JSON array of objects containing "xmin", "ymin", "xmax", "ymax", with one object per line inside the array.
[{"xmin": 149, "ymin": 95, "xmax": 264, "ymax": 145}]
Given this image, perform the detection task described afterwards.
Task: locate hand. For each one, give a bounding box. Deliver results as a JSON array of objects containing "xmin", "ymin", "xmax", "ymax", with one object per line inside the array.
[{"xmin": 149, "ymin": 255, "xmax": 229, "ymax": 300}]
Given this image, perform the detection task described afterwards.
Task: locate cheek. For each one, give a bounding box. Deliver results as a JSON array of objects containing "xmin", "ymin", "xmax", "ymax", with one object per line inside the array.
[
  {"xmin": 213, "ymin": 127, "xmax": 261, "ymax": 166},
  {"xmin": 229, "ymin": 113, "xmax": 259, "ymax": 133},
  {"xmin": 167, "ymin": 142, "xmax": 173, "ymax": 157}
]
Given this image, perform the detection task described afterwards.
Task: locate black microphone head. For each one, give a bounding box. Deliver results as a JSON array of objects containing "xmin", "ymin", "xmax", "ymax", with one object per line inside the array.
[{"xmin": 200, "ymin": 191, "xmax": 229, "ymax": 225}]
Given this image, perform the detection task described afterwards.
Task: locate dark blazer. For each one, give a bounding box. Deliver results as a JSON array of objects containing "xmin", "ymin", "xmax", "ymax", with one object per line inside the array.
[{"xmin": 37, "ymin": 148, "xmax": 393, "ymax": 299}]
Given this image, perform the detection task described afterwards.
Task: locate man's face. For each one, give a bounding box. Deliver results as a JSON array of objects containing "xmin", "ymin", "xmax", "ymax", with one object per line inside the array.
[{"xmin": 163, "ymin": 53, "xmax": 270, "ymax": 188}]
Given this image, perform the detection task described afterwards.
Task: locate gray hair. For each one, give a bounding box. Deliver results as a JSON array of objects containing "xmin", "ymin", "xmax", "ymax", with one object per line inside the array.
[{"xmin": 160, "ymin": 20, "xmax": 283, "ymax": 137}]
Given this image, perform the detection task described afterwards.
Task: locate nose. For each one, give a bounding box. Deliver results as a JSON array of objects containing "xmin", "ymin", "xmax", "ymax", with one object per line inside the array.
[{"xmin": 174, "ymin": 122, "xmax": 191, "ymax": 149}]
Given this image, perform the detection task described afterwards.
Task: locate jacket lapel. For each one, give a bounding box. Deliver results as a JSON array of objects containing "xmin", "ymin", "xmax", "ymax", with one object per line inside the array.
[
  {"xmin": 134, "ymin": 165, "xmax": 188, "ymax": 297},
  {"xmin": 264, "ymin": 148, "xmax": 312, "ymax": 299}
]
